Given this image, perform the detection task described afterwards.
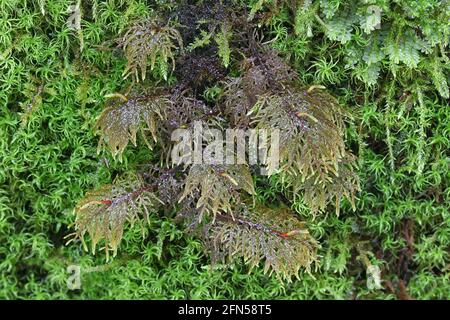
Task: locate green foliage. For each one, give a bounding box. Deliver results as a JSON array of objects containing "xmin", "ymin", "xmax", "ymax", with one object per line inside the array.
[
  {"xmin": 222, "ymin": 46, "xmax": 360, "ymax": 214},
  {"xmin": 205, "ymin": 206, "xmax": 318, "ymax": 281},
  {"xmin": 291, "ymin": 0, "xmax": 450, "ymax": 96},
  {"xmin": 181, "ymin": 0, "xmax": 236, "ymax": 69},
  {"xmin": 95, "ymin": 90, "xmax": 170, "ymax": 160},
  {"xmin": 222, "ymin": 49, "xmax": 297, "ymax": 126},
  {"xmin": 215, "ymin": 23, "xmax": 232, "ymax": 68},
  {"xmin": 70, "ymin": 173, "xmax": 162, "ymax": 258},
  {"xmin": 77, "ymin": 4, "xmax": 356, "ymax": 281},
  {"xmin": 119, "ymin": 18, "xmax": 183, "ymax": 81},
  {"xmin": 180, "ymin": 164, "xmax": 256, "ymax": 221},
  {"xmin": 0, "ymin": 0, "xmax": 448, "ymax": 299}
]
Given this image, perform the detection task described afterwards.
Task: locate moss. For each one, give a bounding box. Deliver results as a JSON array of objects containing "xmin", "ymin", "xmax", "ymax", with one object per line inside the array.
[{"xmin": 0, "ymin": 0, "xmax": 448, "ymax": 299}]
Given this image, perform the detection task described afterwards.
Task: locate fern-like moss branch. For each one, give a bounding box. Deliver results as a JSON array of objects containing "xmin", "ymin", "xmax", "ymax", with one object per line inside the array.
[
  {"xmin": 119, "ymin": 19, "xmax": 183, "ymax": 81},
  {"xmin": 205, "ymin": 206, "xmax": 318, "ymax": 281},
  {"xmin": 95, "ymin": 90, "xmax": 170, "ymax": 160},
  {"xmin": 70, "ymin": 173, "xmax": 163, "ymax": 258}
]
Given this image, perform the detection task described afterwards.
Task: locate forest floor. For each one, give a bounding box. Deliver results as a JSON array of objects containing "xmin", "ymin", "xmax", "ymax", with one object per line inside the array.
[{"xmin": 0, "ymin": 0, "xmax": 448, "ymax": 299}]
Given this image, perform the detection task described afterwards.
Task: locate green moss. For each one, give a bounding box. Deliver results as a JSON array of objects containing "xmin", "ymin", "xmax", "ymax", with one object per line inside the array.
[{"xmin": 0, "ymin": 0, "xmax": 448, "ymax": 299}]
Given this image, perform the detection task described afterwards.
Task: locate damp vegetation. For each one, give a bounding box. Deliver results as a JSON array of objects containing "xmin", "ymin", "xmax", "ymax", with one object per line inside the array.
[
  {"xmin": 69, "ymin": 1, "xmax": 362, "ymax": 281},
  {"xmin": 0, "ymin": 0, "xmax": 448, "ymax": 299}
]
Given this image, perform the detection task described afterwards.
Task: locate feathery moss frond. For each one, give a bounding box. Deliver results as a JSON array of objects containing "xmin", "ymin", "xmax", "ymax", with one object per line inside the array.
[
  {"xmin": 70, "ymin": 173, "xmax": 162, "ymax": 258},
  {"xmin": 221, "ymin": 46, "xmax": 359, "ymax": 215},
  {"xmin": 250, "ymin": 85, "xmax": 347, "ymax": 176},
  {"xmin": 95, "ymin": 90, "xmax": 171, "ymax": 160},
  {"xmin": 205, "ymin": 206, "xmax": 318, "ymax": 281},
  {"xmin": 282, "ymin": 154, "xmax": 360, "ymax": 215},
  {"xmin": 179, "ymin": 164, "xmax": 256, "ymax": 222},
  {"xmin": 222, "ymin": 48, "xmax": 297, "ymax": 127},
  {"xmin": 250, "ymin": 85, "xmax": 360, "ymax": 214},
  {"xmin": 119, "ymin": 18, "xmax": 183, "ymax": 81},
  {"xmin": 215, "ymin": 23, "xmax": 232, "ymax": 68}
]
